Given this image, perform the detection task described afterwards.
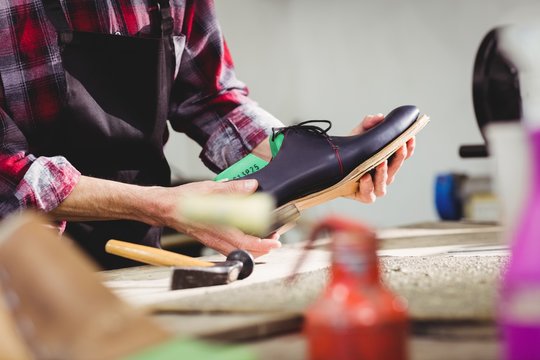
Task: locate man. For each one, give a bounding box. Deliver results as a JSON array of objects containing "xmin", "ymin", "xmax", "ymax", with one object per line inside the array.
[{"xmin": 0, "ymin": 0, "xmax": 414, "ymax": 269}]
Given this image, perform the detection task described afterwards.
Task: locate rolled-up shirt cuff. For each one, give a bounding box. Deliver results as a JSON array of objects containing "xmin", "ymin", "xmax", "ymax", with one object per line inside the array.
[
  {"xmin": 200, "ymin": 105, "xmax": 284, "ymax": 173},
  {"xmin": 15, "ymin": 155, "xmax": 81, "ymax": 217}
]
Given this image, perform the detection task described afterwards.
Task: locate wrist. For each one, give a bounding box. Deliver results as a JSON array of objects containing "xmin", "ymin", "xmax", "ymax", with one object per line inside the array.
[
  {"xmin": 251, "ymin": 137, "xmax": 272, "ymax": 162},
  {"xmin": 135, "ymin": 186, "xmax": 174, "ymax": 227}
]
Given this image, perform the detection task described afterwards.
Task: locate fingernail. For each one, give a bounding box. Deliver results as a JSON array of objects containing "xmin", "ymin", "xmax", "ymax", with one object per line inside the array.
[
  {"xmin": 376, "ymin": 113, "xmax": 384, "ymax": 117},
  {"xmin": 243, "ymin": 179, "xmax": 258, "ymax": 190}
]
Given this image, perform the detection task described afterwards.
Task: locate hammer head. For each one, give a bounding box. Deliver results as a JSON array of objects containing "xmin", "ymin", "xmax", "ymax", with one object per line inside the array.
[{"xmin": 170, "ymin": 250, "xmax": 254, "ymax": 290}]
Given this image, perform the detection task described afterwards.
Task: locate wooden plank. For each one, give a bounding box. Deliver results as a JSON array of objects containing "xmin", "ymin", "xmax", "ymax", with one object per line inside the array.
[
  {"xmin": 378, "ymin": 222, "xmax": 503, "ymax": 250},
  {"xmin": 102, "ymin": 222, "xmax": 506, "ymax": 341},
  {"xmin": 294, "ymin": 221, "xmax": 503, "ymax": 250},
  {"xmin": 102, "ymin": 248, "xmax": 330, "ymax": 313},
  {"xmin": 103, "ymin": 245, "xmax": 506, "ymax": 321}
]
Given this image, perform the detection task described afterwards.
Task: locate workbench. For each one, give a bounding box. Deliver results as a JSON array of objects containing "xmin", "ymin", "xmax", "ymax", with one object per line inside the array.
[{"xmin": 102, "ymin": 221, "xmax": 506, "ymax": 360}]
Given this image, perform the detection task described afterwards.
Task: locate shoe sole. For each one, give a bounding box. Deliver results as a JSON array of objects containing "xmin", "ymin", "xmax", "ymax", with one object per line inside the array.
[{"xmin": 272, "ymin": 114, "xmax": 430, "ymax": 234}]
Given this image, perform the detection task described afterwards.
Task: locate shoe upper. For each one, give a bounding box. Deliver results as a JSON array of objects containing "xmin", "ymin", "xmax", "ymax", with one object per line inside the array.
[{"xmin": 242, "ymin": 105, "xmax": 420, "ymax": 207}]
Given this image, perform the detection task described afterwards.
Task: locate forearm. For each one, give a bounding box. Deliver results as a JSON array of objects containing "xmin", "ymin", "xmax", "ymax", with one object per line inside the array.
[
  {"xmin": 49, "ymin": 176, "xmax": 164, "ymax": 226},
  {"xmin": 48, "ymin": 175, "xmax": 282, "ymax": 256}
]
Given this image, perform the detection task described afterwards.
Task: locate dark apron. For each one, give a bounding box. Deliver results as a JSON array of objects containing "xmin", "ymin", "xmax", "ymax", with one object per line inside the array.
[{"xmin": 38, "ymin": 0, "xmax": 175, "ymax": 269}]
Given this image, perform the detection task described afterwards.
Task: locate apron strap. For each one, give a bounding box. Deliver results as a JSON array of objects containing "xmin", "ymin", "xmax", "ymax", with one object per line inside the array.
[
  {"xmin": 148, "ymin": 0, "xmax": 174, "ymax": 37},
  {"xmin": 41, "ymin": 0, "xmax": 71, "ymax": 33}
]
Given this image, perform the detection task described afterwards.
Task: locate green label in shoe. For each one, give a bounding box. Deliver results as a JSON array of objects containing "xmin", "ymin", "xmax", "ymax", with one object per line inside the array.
[
  {"xmin": 214, "ymin": 153, "xmax": 268, "ymax": 181},
  {"xmin": 270, "ymin": 133, "xmax": 284, "ymax": 158},
  {"xmin": 214, "ymin": 134, "xmax": 285, "ymax": 182},
  {"xmin": 124, "ymin": 337, "xmax": 256, "ymax": 360}
]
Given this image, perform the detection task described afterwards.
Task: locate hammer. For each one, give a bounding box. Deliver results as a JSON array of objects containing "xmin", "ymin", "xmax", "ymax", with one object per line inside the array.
[{"xmin": 105, "ymin": 240, "xmax": 254, "ymax": 290}]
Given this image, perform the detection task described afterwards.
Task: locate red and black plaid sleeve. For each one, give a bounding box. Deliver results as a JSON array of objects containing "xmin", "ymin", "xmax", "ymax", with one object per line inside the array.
[
  {"xmin": 168, "ymin": 0, "xmax": 283, "ymax": 173},
  {"xmin": 0, "ymin": 2, "xmax": 80, "ymax": 218}
]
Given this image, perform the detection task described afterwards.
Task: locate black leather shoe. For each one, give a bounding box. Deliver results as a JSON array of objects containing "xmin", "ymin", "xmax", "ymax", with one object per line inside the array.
[{"xmin": 242, "ymin": 105, "xmax": 430, "ymax": 230}]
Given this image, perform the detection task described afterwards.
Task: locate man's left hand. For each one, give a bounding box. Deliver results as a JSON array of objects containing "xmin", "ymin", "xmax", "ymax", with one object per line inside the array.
[{"xmin": 347, "ymin": 113, "xmax": 416, "ymax": 203}]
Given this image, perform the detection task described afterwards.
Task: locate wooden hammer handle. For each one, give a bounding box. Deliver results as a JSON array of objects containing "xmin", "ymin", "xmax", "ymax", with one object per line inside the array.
[{"xmin": 105, "ymin": 240, "xmax": 214, "ymax": 267}]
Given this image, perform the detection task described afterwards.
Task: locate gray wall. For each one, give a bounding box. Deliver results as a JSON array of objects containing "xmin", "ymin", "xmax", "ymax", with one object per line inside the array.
[{"xmin": 164, "ymin": 0, "xmax": 540, "ymax": 228}]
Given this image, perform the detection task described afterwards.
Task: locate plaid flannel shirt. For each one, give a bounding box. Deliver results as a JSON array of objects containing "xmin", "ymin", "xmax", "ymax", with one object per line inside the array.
[{"xmin": 0, "ymin": 0, "xmax": 282, "ymax": 217}]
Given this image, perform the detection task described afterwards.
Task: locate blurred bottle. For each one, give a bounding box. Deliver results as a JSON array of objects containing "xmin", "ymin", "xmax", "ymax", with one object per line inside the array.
[
  {"xmin": 496, "ymin": 23, "xmax": 540, "ymax": 360},
  {"xmin": 499, "ymin": 128, "xmax": 540, "ymax": 360},
  {"xmin": 303, "ymin": 217, "xmax": 408, "ymax": 360}
]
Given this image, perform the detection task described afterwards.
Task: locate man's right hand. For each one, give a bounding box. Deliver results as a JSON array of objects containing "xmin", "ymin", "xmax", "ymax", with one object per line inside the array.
[
  {"xmin": 50, "ymin": 176, "xmax": 281, "ymax": 258},
  {"xmin": 151, "ymin": 179, "xmax": 282, "ymax": 258}
]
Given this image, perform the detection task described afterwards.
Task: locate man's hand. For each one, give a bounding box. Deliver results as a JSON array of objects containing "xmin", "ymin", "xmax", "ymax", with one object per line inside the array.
[
  {"xmin": 51, "ymin": 176, "xmax": 281, "ymax": 258},
  {"xmin": 348, "ymin": 113, "xmax": 416, "ymax": 203},
  {"xmin": 156, "ymin": 179, "xmax": 281, "ymax": 258}
]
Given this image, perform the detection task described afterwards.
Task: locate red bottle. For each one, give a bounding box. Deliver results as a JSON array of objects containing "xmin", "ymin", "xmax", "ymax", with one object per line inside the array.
[{"xmin": 303, "ymin": 216, "xmax": 409, "ymax": 360}]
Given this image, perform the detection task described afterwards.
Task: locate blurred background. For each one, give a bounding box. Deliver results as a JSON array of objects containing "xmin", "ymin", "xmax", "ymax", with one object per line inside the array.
[{"xmin": 164, "ymin": 0, "xmax": 540, "ymax": 231}]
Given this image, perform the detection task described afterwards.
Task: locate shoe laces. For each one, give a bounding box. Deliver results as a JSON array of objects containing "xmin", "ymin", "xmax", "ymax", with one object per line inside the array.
[{"xmin": 271, "ymin": 120, "xmax": 333, "ymax": 141}]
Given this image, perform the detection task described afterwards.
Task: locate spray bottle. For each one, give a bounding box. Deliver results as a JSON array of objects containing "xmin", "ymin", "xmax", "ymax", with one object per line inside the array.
[
  {"xmin": 298, "ymin": 216, "xmax": 408, "ymax": 360},
  {"xmin": 496, "ymin": 23, "xmax": 540, "ymax": 359}
]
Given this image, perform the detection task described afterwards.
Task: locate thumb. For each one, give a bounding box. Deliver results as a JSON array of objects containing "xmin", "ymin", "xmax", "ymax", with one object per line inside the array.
[
  {"xmin": 363, "ymin": 113, "xmax": 385, "ymax": 130},
  {"xmin": 218, "ymin": 179, "xmax": 259, "ymax": 194}
]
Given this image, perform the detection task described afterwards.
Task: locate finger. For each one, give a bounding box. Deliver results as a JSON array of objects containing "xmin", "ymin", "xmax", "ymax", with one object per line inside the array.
[
  {"xmin": 243, "ymin": 236, "xmax": 282, "ymax": 253},
  {"xmin": 267, "ymin": 232, "xmax": 281, "ymax": 241},
  {"xmin": 357, "ymin": 173, "xmax": 376, "ymax": 203},
  {"xmin": 349, "ymin": 113, "xmax": 384, "ymax": 135},
  {"xmin": 349, "ymin": 115, "xmax": 371, "ymax": 135},
  {"xmin": 198, "ymin": 234, "xmax": 281, "ymax": 256},
  {"xmin": 363, "ymin": 113, "xmax": 384, "ymax": 130},
  {"xmin": 250, "ymin": 234, "xmax": 282, "ymax": 258},
  {"xmin": 194, "ymin": 225, "xmax": 281, "ymax": 255},
  {"xmin": 214, "ymin": 179, "xmax": 259, "ymax": 194},
  {"xmin": 373, "ymin": 161, "xmax": 388, "ymax": 197},
  {"xmin": 188, "ymin": 225, "xmax": 236, "ymax": 255},
  {"xmin": 387, "ymin": 145, "xmax": 407, "ymax": 185},
  {"xmin": 406, "ymin": 137, "xmax": 416, "ymax": 159}
]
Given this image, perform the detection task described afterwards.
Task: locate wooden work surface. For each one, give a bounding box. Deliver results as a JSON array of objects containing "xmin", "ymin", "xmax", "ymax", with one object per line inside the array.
[{"xmin": 102, "ymin": 221, "xmax": 506, "ymax": 359}]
